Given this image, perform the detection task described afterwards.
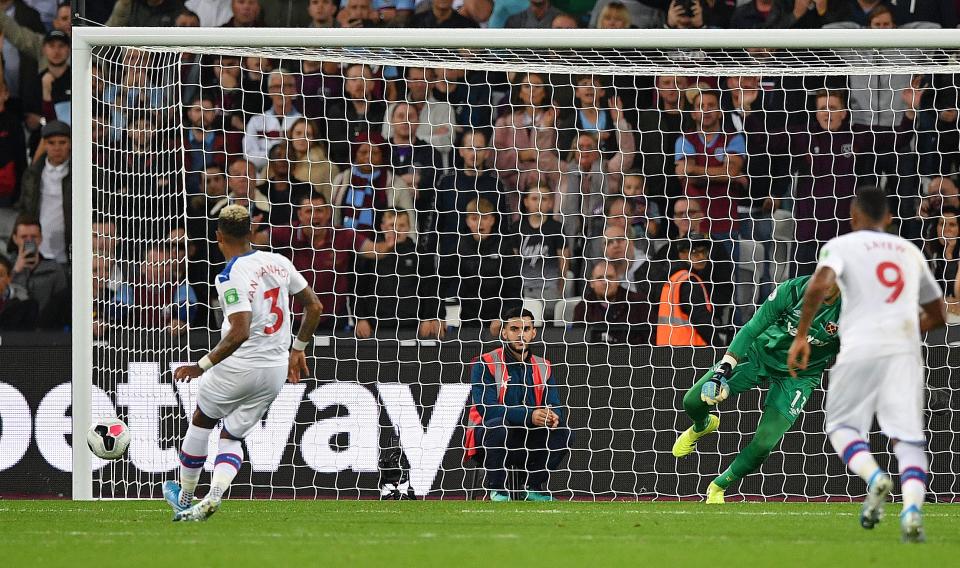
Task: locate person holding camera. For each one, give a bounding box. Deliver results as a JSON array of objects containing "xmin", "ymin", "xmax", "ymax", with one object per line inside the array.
[
  {"xmin": 0, "ymin": 253, "xmax": 38, "ymax": 330},
  {"xmin": 7, "ymin": 214, "xmax": 67, "ymax": 328},
  {"xmin": 730, "ymin": 0, "xmax": 829, "ymax": 29},
  {"xmin": 664, "ymin": 0, "xmax": 732, "ymax": 29},
  {"xmin": 17, "ymin": 120, "xmax": 71, "ymax": 264}
]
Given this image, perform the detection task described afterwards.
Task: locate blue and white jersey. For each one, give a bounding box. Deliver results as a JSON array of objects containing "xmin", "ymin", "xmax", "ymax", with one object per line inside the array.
[{"xmin": 215, "ymin": 250, "xmax": 308, "ymax": 370}]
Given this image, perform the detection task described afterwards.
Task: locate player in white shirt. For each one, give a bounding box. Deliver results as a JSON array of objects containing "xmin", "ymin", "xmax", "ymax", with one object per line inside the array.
[
  {"xmin": 163, "ymin": 205, "xmax": 323, "ymax": 522},
  {"xmin": 788, "ymin": 187, "xmax": 946, "ymax": 543}
]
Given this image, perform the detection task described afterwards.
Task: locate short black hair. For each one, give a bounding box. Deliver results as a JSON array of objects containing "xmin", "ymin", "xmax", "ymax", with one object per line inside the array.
[
  {"xmin": 502, "ymin": 307, "xmax": 536, "ymax": 323},
  {"xmin": 852, "ymin": 186, "xmax": 888, "ymax": 222}
]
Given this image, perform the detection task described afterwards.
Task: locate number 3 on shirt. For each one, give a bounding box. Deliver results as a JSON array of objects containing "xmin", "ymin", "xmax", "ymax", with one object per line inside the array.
[
  {"xmin": 876, "ymin": 261, "xmax": 904, "ymax": 303},
  {"xmin": 263, "ymin": 287, "xmax": 284, "ymax": 334}
]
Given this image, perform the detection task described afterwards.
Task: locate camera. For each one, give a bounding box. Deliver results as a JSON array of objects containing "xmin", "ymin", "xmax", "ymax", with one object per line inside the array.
[{"xmin": 23, "ymin": 239, "xmax": 38, "ymax": 259}]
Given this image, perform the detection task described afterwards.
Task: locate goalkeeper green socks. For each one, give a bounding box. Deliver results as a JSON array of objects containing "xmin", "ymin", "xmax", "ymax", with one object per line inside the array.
[{"xmin": 713, "ymin": 410, "xmax": 793, "ymax": 490}]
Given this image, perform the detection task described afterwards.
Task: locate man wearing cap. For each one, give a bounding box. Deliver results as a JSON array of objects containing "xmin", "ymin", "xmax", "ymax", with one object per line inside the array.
[
  {"xmin": 23, "ymin": 29, "xmax": 71, "ymax": 125},
  {"xmin": 16, "ymin": 120, "xmax": 71, "ymax": 264},
  {"xmin": 655, "ymin": 239, "xmax": 726, "ymax": 347},
  {"xmin": 0, "ymin": 2, "xmax": 70, "ymax": 67}
]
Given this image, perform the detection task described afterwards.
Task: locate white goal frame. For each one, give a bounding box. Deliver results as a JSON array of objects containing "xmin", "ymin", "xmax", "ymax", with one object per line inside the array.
[{"xmin": 71, "ymin": 26, "xmax": 960, "ymax": 500}]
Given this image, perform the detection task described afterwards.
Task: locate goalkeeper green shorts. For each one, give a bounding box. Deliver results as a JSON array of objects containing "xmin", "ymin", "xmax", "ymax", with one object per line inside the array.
[{"xmin": 696, "ymin": 358, "xmax": 820, "ymax": 424}]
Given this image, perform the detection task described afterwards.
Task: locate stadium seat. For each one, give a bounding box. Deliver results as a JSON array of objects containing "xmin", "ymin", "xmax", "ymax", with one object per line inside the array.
[
  {"xmin": 522, "ymin": 298, "xmax": 545, "ymax": 327},
  {"xmin": 772, "ymin": 210, "xmax": 795, "ymax": 284},
  {"xmin": 552, "ymin": 296, "xmax": 581, "ymax": 327},
  {"xmin": 445, "ymin": 302, "xmax": 461, "ymax": 329}
]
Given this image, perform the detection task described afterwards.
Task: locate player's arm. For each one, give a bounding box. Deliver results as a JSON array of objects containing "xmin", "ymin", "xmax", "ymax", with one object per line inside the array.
[
  {"xmin": 727, "ymin": 279, "xmax": 795, "ymax": 361},
  {"xmin": 698, "ymin": 277, "xmax": 792, "ymax": 404},
  {"xmin": 920, "ymin": 298, "xmax": 947, "ymax": 333},
  {"xmin": 787, "ymin": 266, "xmax": 837, "ymax": 377},
  {"xmin": 919, "ymin": 252, "xmax": 947, "ymax": 333},
  {"xmin": 174, "ymin": 311, "xmax": 252, "ymax": 381},
  {"xmin": 287, "ymin": 281, "xmax": 324, "ymax": 384}
]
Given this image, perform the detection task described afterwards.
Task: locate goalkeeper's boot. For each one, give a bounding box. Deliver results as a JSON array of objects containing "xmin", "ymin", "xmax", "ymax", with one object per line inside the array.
[
  {"xmin": 162, "ymin": 480, "xmax": 190, "ymax": 514},
  {"xmin": 705, "ymin": 482, "xmax": 725, "ymax": 504},
  {"xmin": 672, "ymin": 415, "xmax": 720, "ymax": 458},
  {"xmin": 523, "ymin": 491, "xmax": 555, "ymax": 502},
  {"xmin": 900, "ymin": 506, "xmax": 926, "ymax": 544},
  {"xmin": 859, "ymin": 472, "xmax": 892, "ymax": 530},
  {"xmin": 489, "ymin": 490, "xmax": 511, "ymax": 502},
  {"xmin": 172, "ymin": 496, "xmax": 221, "ymax": 522}
]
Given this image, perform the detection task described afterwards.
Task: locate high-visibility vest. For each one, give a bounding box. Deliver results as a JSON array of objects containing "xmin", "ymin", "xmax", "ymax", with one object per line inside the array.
[
  {"xmin": 463, "ymin": 347, "xmax": 549, "ymax": 462},
  {"xmin": 656, "ymin": 269, "xmax": 713, "ymax": 347}
]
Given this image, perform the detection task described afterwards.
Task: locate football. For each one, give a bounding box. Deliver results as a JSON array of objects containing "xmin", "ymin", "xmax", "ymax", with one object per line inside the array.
[{"xmin": 86, "ymin": 418, "xmax": 131, "ymax": 460}]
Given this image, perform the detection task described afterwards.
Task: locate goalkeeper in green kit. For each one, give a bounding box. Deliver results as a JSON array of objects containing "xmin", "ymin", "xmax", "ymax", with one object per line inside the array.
[{"xmin": 672, "ymin": 275, "xmax": 841, "ymax": 503}]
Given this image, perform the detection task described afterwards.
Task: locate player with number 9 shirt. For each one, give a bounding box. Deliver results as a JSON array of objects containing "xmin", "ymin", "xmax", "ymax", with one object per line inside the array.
[
  {"xmin": 788, "ymin": 187, "xmax": 946, "ymax": 543},
  {"xmin": 673, "ymin": 275, "xmax": 841, "ymax": 503}
]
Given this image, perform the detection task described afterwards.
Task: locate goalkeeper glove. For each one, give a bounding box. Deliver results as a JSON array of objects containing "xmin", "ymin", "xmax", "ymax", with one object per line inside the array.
[{"xmin": 700, "ymin": 361, "xmax": 732, "ymax": 405}]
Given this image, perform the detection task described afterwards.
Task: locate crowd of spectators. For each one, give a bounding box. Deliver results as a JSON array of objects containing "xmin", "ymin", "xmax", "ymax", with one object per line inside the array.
[{"xmin": 0, "ymin": 0, "xmax": 959, "ymax": 344}]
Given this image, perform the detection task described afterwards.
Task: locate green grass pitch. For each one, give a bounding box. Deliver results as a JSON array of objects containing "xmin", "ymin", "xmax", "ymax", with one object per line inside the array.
[{"xmin": 1, "ymin": 500, "xmax": 958, "ymax": 567}]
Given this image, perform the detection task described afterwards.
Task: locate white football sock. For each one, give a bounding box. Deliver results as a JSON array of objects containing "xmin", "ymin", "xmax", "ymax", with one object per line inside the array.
[
  {"xmin": 829, "ymin": 428, "xmax": 883, "ymax": 486},
  {"xmin": 210, "ymin": 438, "xmax": 243, "ymax": 502},
  {"xmin": 893, "ymin": 441, "xmax": 928, "ymax": 512},
  {"xmin": 178, "ymin": 425, "xmax": 212, "ymax": 507}
]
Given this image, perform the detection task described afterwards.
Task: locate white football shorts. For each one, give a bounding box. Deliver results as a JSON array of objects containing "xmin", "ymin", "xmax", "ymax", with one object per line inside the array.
[
  {"xmin": 196, "ymin": 364, "xmax": 287, "ymax": 438},
  {"xmin": 825, "ymin": 353, "xmax": 926, "ymax": 443}
]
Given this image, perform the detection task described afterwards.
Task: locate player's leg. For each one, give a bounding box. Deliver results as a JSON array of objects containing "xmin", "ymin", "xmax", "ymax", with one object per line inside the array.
[
  {"xmin": 876, "ymin": 354, "xmax": 928, "ymax": 542},
  {"xmin": 164, "ymin": 408, "xmax": 218, "ymax": 512},
  {"xmin": 824, "ymin": 359, "xmax": 890, "ymax": 529},
  {"xmin": 674, "ymin": 361, "xmax": 758, "ymax": 458},
  {"xmin": 208, "ymin": 429, "xmax": 244, "ymax": 502},
  {"xmin": 165, "ymin": 367, "xmax": 233, "ymax": 513},
  {"xmin": 211, "ymin": 366, "xmax": 287, "ymax": 501},
  {"xmin": 175, "ymin": 366, "xmax": 286, "ymax": 521},
  {"xmin": 709, "ymin": 410, "xmax": 793, "ymax": 503},
  {"xmin": 892, "ymin": 440, "xmax": 927, "ymax": 543},
  {"xmin": 710, "ymin": 377, "xmax": 816, "ymax": 501}
]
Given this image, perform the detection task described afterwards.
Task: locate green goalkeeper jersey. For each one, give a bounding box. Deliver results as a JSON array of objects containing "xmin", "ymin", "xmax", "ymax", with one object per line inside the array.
[{"xmin": 728, "ymin": 276, "xmax": 842, "ymax": 379}]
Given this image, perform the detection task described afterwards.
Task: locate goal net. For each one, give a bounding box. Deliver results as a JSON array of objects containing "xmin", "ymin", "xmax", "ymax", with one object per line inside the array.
[{"xmin": 74, "ymin": 28, "xmax": 960, "ymax": 501}]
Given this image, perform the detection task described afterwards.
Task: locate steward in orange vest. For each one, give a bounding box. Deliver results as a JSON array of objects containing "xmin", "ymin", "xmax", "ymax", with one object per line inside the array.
[
  {"xmin": 465, "ymin": 308, "xmax": 572, "ymax": 501},
  {"xmin": 656, "ymin": 240, "xmax": 720, "ymax": 347}
]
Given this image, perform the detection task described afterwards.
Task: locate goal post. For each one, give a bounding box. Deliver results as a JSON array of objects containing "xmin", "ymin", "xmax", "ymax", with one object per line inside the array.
[
  {"xmin": 71, "ymin": 36, "xmax": 94, "ymax": 501},
  {"xmin": 71, "ymin": 27, "xmax": 960, "ymax": 501}
]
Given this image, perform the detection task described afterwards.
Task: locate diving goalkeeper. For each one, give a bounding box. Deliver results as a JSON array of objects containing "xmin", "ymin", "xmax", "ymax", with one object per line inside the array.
[{"xmin": 672, "ymin": 276, "xmax": 841, "ymax": 503}]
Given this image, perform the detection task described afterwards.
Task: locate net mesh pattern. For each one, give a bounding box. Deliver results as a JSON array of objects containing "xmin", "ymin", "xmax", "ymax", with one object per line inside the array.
[{"xmin": 86, "ymin": 43, "xmax": 960, "ymax": 500}]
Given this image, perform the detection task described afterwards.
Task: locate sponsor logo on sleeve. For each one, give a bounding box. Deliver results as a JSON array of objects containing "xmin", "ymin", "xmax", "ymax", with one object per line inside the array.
[{"xmin": 224, "ymin": 288, "xmax": 240, "ymax": 305}]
